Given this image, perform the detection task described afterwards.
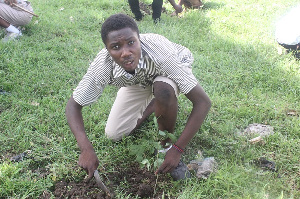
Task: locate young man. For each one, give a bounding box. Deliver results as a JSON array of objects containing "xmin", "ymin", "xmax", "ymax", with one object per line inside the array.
[
  {"xmin": 0, "ymin": 0, "xmax": 33, "ymax": 42},
  {"xmin": 66, "ymin": 13, "xmax": 211, "ymax": 181}
]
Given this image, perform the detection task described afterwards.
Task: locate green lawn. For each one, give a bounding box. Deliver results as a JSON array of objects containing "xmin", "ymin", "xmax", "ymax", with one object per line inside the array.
[{"xmin": 0, "ymin": 0, "xmax": 299, "ymax": 198}]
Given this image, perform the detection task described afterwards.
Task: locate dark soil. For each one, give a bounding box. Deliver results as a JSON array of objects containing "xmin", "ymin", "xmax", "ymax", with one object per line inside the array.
[
  {"xmin": 45, "ymin": 163, "xmax": 171, "ymax": 199},
  {"xmin": 52, "ymin": 180, "xmax": 107, "ymax": 199}
]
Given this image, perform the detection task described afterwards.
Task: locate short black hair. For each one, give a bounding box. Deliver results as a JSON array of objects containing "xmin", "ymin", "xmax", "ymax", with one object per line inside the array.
[{"xmin": 101, "ymin": 13, "xmax": 140, "ymax": 45}]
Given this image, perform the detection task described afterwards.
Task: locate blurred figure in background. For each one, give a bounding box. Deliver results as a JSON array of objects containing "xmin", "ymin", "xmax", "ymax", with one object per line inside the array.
[
  {"xmin": 128, "ymin": 0, "xmax": 203, "ymax": 23},
  {"xmin": 169, "ymin": 0, "xmax": 203, "ymax": 16},
  {"xmin": 0, "ymin": 0, "xmax": 34, "ymax": 42},
  {"xmin": 275, "ymin": 4, "xmax": 300, "ymax": 59},
  {"xmin": 128, "ymin": 0, "xmax": 163, "ymax": 23}
]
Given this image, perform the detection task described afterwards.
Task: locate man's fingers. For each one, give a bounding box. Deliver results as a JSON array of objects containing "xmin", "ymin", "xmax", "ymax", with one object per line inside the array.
[
  {"xmin": 87, "ymin": 169, "xmax": 94, "ymax": 179},
  {"xmin": 156, "ymin": 164, "xmax": 173, "ymax": 174},
  {"xmin": 155, "ymin": 165, "xmax": 164, "ymax": 175},
  {"xmin": 77, "ymin": 161, "xmax": 93, "ymax": 178},
  {"xmin": 162, "ymin": 165, "xmax": 173, "ymax": 173}
]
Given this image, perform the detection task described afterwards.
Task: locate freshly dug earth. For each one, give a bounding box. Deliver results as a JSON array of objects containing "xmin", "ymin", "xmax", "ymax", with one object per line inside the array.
[
  {"xmin": 53, "ymin": 180, "xmax": 107, "ymax": 199},
  {"xmin": 49, "ymin": 163, "xmax": 172, "ymax": 199}
]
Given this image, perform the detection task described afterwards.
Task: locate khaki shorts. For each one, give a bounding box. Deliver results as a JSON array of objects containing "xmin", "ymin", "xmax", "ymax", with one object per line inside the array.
[
  {"xmin": 105, "ymin": 76, "xmax": 179, "ymax": 141},
  {"xmin": 0, "ymin": 2, "xmax": 33, "ymax": 26}
]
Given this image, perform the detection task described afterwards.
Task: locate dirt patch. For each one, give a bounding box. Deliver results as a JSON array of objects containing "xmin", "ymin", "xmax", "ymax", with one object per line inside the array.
[
  {"xmin": 52, "ymin": 180, "xmax": 108, "ymax": 199},
  {"xmin": 45, "ymin": 163, "xmax": 172, "ymax": 199},
  {"xmin": 111, "ymin": 163, "xmax": 172, "ymax": 198}
]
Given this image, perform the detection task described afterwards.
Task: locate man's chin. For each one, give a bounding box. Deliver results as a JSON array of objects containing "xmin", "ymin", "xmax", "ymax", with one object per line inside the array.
[
  {"xmin": 123, "ymin": 64, "xmax": 137, "ymax": 74},
  {"xmin": 125, "ymin": 69, "xmax": 135, "ymax": 74}
]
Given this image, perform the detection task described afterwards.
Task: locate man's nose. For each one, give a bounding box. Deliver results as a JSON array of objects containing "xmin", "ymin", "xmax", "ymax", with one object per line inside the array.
[{"xmin": 121, "ymin": 47, "xmax": 132, "ymax": 58}]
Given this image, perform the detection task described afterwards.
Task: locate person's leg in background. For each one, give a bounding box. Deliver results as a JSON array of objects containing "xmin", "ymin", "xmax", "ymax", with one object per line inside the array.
[
  {"xmin": 152, "ymin": 0, "xmax": 163, "ymax": 23},
  {"xmin": 0, "ymin": 17, "xmax": 10, "ymax": 29},
  {"xmin": 278, "ymin": 43, "xmax": 300, "ymax": 60},
  {"xmin": 0, "ymin": 3, "xmax": 26, "ymax": 41},
  {"xmin": 0, "ymin": 17, "xmax": 20, "ymax": 33},
  {"xmin": 128, "ymin": 0, "xmax": 143, "ymax": 21}
]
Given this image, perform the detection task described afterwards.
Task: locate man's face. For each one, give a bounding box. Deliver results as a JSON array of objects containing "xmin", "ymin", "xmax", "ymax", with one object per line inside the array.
[{"xmin": 106, "ymin": 27, "xmax": 141, "ymax": 74}]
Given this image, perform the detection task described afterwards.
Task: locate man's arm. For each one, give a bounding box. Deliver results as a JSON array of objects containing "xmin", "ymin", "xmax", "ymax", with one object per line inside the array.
[
  {"xmin": 156, "ymin": 83, "xmax": 211, "ymax": 174},
  {"xmin": 65, "ymin": 96, "xmax": 99, "ymax": 178},
  {"xmin": 174, "ymin": 83, "xmax": 211, "ymax": 149},
  {"xmin": 168, "ymin": 0, "xmax": 183, "ymax": 14}
]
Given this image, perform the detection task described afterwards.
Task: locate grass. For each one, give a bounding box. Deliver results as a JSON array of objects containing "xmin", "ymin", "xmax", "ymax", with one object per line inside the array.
[{"xmin": 0, "ymin": 0, "xmax": 299, "ymax": 198}]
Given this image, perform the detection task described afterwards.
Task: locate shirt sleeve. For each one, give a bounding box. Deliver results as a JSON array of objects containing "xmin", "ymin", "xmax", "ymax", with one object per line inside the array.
[
  {"xmin": 73, "ymin": 49, "xmax": 113, "ymax": 106},
  {"xmin": 141, "ymin": 34, "xmax": 198, "ymax": 94}
]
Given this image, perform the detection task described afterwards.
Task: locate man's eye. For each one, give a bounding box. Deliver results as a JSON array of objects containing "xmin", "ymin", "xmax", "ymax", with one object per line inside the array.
[
  {"xmin": 128, "ymin": 41, "xmax": 134, "ymax": 45},
  {"xmin": 112, "ymin": 45, "xmax": 119, "ymax": 50}
]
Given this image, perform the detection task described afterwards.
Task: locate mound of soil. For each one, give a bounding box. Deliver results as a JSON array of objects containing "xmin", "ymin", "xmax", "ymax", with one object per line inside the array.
[{"xmin": 48, "ymin": 163, "xmax": 171, "ymax": 199}]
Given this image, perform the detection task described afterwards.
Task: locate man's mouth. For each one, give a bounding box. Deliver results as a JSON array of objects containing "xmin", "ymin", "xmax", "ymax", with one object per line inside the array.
[{"xmin": 123, "ymin": 59, "xmax": 134, "ymax": 66}]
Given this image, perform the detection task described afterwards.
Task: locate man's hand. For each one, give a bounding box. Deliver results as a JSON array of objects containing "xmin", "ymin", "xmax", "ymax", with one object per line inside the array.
[
  {"xmin": 174, "ymin": 5, "xmax": 183, "ymax": 14},
  {"xmin": 155, "ymin": 147, "xmax": 181, "ymax": 174},
  {"xmin": 4, "ymin": 0, "xmax": 17, "ymax": 6},
  {"xmin": 78, "ymin": 148, "xmax": 100, "ymax": 179}
]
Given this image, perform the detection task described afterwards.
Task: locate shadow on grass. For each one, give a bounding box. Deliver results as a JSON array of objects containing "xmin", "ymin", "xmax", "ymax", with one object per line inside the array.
[{"xmin": 202, "ymin": 1, "xmax": 225, "ymax": 10}]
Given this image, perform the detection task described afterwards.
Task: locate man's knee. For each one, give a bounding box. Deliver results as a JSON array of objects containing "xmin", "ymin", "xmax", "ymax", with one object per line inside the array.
[
  {"xmin": 105, "ymin": 125, "xmax": 132, "ymax": 142},
  {"xmin": 153, "ymin": 82, "xmax": 176, "ymax": 105},
  {"xmin": 105, "ymin": 129, "xmax": 122, "ymax": 142}
]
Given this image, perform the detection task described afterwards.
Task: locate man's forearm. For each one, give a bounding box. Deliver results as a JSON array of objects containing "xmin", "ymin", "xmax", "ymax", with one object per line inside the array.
[
  {"xmin": 66, "ymin": 96, "xmax": 93, "ymax": 151},
  {"xmin": 175, "ymin": 84, "xmax": 211, "ymax": 150},
  {"xmin": 175, "ymin": 101, "xmax": 210, "ymax": 149},
  {"xmin": 66, "ymin": 96, "xmax": 100, "ymax": 177}
]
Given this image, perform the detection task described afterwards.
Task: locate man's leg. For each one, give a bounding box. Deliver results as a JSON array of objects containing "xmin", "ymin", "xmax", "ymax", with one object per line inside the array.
[
  {"xmin": 131, "ymin": 98, "xmax": 155, "ymax": 132},
  {"xmin": 128, "ymin": 0, "xmax": 143, "ymax": 21},
  {"xmin": 153, "ymin": 80, "xmax": 178, "ymax": 146},
  {"xmin": 105, "ymin": 85, "xmax": 153, "ymax": 141}
]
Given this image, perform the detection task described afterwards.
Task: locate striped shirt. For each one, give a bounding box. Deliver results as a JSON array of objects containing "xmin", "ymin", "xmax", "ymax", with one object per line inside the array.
[{"xmin": 73, "ymin": 33, "xmax": 198, "ymax": 106}]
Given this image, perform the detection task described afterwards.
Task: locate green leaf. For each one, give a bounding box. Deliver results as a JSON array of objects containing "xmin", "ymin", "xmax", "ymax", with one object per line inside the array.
[
  {"xmin": 158, "ymin": 130, "xmax": 166, "ymax": 137},
  {"xmin": 136, "ymin": 155, "xmax": 143, "ymax": 162},
  {"xmin": 141, "ymin": 159, "xmax": 150, "ymax": 165},
  {"xmin": 167, "ymin": 133, "xmax": 177, "ymax": 142},
  {"xmin": 154, "ymin": 158, "xmax": 164, "ymax": 169}
]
